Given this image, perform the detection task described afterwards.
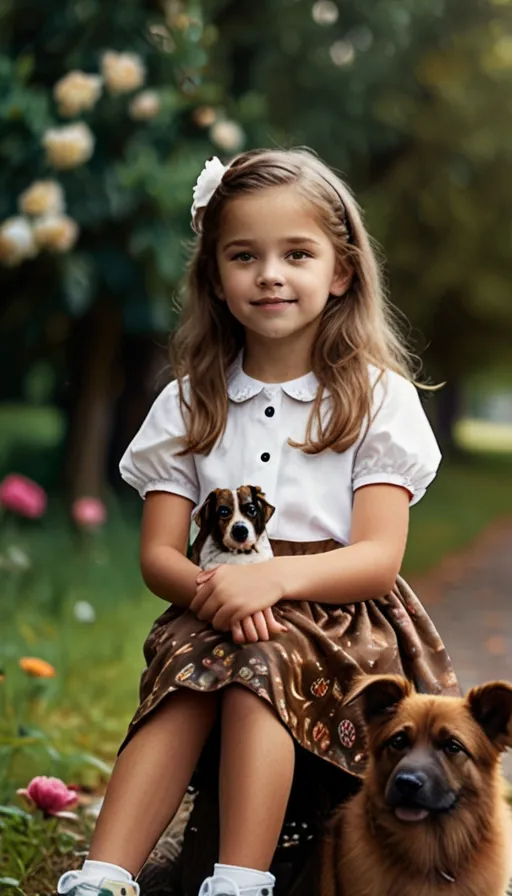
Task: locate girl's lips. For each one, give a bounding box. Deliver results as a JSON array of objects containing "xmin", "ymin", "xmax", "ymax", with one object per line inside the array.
[{"xmin": 250, "ymin": 298, "xmax": 298, "ymax": 307}]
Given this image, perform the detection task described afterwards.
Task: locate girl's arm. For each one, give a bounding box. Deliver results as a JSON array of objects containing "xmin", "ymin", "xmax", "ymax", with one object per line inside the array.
[
  {"xmin": 140, "ymin": 491, "xmax": 198, "ymax": 607},
  {"xmin": 275, "ymin": 483, "xmax": 410, "ymax": 604}
]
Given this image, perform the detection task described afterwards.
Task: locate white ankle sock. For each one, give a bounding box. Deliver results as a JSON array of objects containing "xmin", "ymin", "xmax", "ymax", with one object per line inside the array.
[
  {"xmin": 214, "ymin": 864, "xmax": 275, "ymax": 889},
  {"xmin": 81, "ymin": 860, "xmax": 133, "ymax": 882}
]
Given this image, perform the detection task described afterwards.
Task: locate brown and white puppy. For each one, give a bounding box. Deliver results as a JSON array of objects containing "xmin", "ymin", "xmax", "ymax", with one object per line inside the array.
[
  {"xmin": 320, "ymin": 675, "xmax": 512, "ymax": 896},
  {"xmin": 192, "ymin": 485, "xmax": 275, "ymax": 570}
]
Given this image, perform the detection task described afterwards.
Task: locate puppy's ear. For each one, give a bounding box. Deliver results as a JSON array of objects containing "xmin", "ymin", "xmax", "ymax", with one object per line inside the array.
[
  {"xmin": 344, "ymin": 674, "xmax": 412, "ymax": 725},
  {"xmin": 252, "ymin": 486, "xmax": 275, "ymax": 523},
  {"xmin": 193, "ymin": 490, "xmax": 217, "ymax": 529},
  {"xmin": 466, "ymin": 681, "xmax": 512, "ymax": 750}
]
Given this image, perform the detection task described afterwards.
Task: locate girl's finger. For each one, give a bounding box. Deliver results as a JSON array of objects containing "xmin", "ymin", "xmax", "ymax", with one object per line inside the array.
[
  {"xmin": 231, "ymin": 621, "xmax": 245, "ymax": 644},
  {"xmin": 251, "ymin": 611, "xmax": 270, "ymax": 641},
  {"xmin": 212, "ymin": 606, "xmax": 233, "ymax": 632},
  {"xmin": 240, "ymin": 616, "xmax": 259, "ymax": 643},
  {"xmin": 196, "ymin": 567, "xmax": 218, "ymax": 584},
  {"xmin": 264, "ymin": 607, "xmax": 288, "ymax": 635}
]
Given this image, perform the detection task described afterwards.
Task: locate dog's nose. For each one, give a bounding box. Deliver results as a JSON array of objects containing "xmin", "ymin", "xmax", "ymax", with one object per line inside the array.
[
  {"xmin": 394, "ymin": 771, "xmax": 427, "ymax": 797},
  {"xmin": 231, "ymin": 522, "xmax": 249, "ymax": 543}
]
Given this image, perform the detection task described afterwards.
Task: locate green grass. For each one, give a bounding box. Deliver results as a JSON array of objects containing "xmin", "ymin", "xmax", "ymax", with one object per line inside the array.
[{"xmin": 404, "ymin": 451, "xmax": 512, "ymax": 575}]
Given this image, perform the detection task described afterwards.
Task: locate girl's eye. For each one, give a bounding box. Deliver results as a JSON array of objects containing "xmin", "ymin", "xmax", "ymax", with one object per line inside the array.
[
  {"xmin": 288, "ymin": 250, "xmax": 311, "ymax": 260},
  {"xmin": 218, "ymin": 506, "xmax": 231, "ymax": 519},
  {"xmin": 233, "ymin": 252, "xmax": 253, "ymax": 262},
  {"xmin": 244, "ymin": 503, "xmax": 258, "ymax": 518},
  {"xmin": 389, "ymin": 732, "xmax": 409, "ymax": 751},
  {"xmin": 443, "ymin": 739, "xmax": 463, "ymax": 755}
]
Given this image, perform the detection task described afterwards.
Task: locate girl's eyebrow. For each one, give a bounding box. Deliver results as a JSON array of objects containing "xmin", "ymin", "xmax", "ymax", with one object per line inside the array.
[{"xmin": 221, "ymin": 236, "xmax": 322, "ymax": 252}]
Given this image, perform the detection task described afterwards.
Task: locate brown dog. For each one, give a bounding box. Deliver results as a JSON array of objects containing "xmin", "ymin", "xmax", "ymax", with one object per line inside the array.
[{"xmin": 320, "ymin": 675, "xmax": 512, "ymax": 896}]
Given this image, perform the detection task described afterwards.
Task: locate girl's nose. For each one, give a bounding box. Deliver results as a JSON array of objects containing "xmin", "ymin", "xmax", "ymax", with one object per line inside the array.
[{"xmin": 256, "ymin": 266, "xmax": 284, "ymax": 288}]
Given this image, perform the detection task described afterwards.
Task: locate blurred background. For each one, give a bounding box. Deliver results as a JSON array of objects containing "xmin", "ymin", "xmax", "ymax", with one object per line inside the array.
[{"xmin": 1, "ymin": 0, "xmax": 512, "ymax": 889}]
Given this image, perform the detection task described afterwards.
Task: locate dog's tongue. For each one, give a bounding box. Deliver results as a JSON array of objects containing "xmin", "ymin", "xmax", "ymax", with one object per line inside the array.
[{"xmin": 394, "ymin": 806, "xmax": 430, "ymax": 822}]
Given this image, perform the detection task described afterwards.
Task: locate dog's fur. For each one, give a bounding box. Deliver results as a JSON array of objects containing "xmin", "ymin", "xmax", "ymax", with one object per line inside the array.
[
  {"xmin": 320, "ymin": 675, "xmax": 512, "ymax": 896},
  {"xmin": 192, "ymin": 485, "xmax": 275, "ymax": 570}
]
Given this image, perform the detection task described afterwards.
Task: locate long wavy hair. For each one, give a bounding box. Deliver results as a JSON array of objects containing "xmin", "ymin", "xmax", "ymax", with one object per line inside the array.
[{"xmin": 172, "ymin": 147, "xmax": 419, "ymax": 456}]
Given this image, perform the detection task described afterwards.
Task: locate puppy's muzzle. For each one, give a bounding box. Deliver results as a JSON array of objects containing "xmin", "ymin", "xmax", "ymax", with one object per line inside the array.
[{"xmin": 230, "ymin": 522, "xmax": 249, "ymax": 544}]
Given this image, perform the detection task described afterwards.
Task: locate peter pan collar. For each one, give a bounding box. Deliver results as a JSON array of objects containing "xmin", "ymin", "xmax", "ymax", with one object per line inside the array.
[{"xmin": 227, "ymin": 352, "xmax": 318, "ymax": 403}]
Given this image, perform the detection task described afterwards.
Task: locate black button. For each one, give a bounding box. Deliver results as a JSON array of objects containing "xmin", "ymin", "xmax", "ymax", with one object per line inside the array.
[
  {"xmin": 262, "ymin": 890, "xmax": 269, "ymax": 896},
  {"xmin": 261, "ymin": 452, "xmax": 270, "ymax": 462},
  {"xmin": 265, "ymin": 406, "xmax": 275, "ymax": 418}
]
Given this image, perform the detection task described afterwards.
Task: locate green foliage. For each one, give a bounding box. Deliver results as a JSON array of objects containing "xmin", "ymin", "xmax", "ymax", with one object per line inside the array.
[
  {"xmin": 0, "ymin": 0, "xmax": 225, "ymax": 345},
  {"xmin": 0, "ymin": 805, "xmax": 92, "ymax": 895},
  {"xmin": 0, "ymin": 499, "xmax": 159, "ymax": 799}
]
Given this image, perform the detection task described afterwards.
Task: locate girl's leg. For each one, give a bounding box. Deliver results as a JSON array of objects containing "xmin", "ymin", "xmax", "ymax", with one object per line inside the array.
[
  {"xmin": 218, "ymin": 686, "xmax": 295, "ymax": 870},
  {"xmin": 87, "ymin": 689, "xmax": 219, "ymax": 875}
]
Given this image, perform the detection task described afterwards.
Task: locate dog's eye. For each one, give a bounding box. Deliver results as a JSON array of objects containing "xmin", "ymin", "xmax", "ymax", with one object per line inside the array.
[
  {"xmin": 217, "ymin": 505, "xmax": 231, "ymax": 519},
  {"xmin": 388, "ymin": 732, "xmax": 409, "ymax": 751},
  {"xmin": 244, "ymin": 503, "xmax": 258, "ymax": 518},
  {"xmin": 443, "ymin": 739, "xmax": 463, "ymax": 755}
]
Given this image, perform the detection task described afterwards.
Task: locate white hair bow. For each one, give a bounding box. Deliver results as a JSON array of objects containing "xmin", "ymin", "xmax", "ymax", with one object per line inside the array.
[{"xmin": 191, "ymin": 156, "xmax": 228, "ymax": 233}]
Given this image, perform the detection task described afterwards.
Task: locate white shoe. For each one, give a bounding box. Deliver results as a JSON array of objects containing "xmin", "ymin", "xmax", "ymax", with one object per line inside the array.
[
  {"xmin": 198, "ymin": 875, "xmax": 274, "ymax": 896},
  {"xmin": 57, "ymin": 870, "xmax": 140, "ymax": 896}
]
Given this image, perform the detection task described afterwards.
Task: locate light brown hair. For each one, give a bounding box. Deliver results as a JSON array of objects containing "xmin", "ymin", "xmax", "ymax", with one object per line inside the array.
[{"xmin": 172, "ymin": 147, "xmax": 418, "ymax": 456}]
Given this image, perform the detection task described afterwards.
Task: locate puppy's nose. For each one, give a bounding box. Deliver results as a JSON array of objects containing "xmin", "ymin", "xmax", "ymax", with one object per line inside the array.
[
  {"xmin": 231, "ymin": 522, "xmax": 249, "ymax": 543},
  {"xmin": 394, "ymin": 771, "xmax": 427, "ymax": 797}
]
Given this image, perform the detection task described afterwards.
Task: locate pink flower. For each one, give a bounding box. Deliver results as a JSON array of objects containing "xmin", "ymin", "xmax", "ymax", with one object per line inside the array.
[
  {"xmin": 71, "ymin": 496, "xmax": 107, "ymax": 528},
  {"xmin": 16, "ymin": 776, "xmax": 78, "ymax": 818},
  {"xmin": 0, "ymin": 474, "xmax": 47, "ymax": 518}
]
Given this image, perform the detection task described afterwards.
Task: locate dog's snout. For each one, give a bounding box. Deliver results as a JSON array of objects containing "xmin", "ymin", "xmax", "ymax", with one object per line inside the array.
[
  {"xmin": 231, "ymin": 522, "xmax": 249, "ymax": 543},
  {"xmin": 394, "ymin": 771, "xmax": 427, "ymax": 797}
]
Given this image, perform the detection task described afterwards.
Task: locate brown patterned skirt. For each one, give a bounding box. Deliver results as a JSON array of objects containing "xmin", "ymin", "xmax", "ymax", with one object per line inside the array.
[{"xmin": 122, "ymin": 539, "xmax": 459, "ymax": 778}]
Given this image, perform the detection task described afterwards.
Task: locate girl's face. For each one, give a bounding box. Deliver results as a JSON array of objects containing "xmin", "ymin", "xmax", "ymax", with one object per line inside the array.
[{"xmin": 216, "ymin": 185, "xmax": 349, "ymax": 348}]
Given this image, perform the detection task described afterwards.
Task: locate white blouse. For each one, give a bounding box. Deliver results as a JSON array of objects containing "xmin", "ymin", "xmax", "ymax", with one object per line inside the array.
[{"xmin": 119, "ymin": 355, "xmax": 441, "ymax": 544}]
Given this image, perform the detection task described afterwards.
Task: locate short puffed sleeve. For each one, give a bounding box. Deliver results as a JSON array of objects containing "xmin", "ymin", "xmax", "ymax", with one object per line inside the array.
[
  {"xmin": 352, "ymin": 370, "xmax": 441, "ymax": 506},
  {"xmin": 119, "ymin": 379, "xmax": 199, "ymax": 504}
]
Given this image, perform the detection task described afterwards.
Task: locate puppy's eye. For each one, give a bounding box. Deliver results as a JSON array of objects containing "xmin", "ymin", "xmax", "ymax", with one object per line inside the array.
[
  {"xmin": 217, "ymin": 505, "xmax": 231, "ymax": 519},
  {"xmin": 389, "ymin": 732, "xmax": 409, "ymax": 751},
  {"xmin": 443, "ymin": 739, "xmax": 463, "ymax": 755},
  {"xmin": 244, "ymin": 503, "xmax": 258, "ymax": 518}
]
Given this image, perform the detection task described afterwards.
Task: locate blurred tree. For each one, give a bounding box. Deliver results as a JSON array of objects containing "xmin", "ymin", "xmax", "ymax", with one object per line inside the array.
[
  {"xmin": 205, "ymin": 0, "xmax": 512, "ymax": 448},
  {"xmin": 0, "ymin": 0, "xmax": 238, "ymax": 495}
]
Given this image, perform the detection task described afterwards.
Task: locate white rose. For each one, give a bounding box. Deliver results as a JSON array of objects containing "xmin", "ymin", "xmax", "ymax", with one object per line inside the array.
[
  {"xmin": 33, "ymin": 214, "xmax": 79, "ymax": 253},
  {"xmin": 193, "ymin": 106, "xmax": 216, "ymax": 128},
  {"xmin": 0, "ymin": 217, "xmax": 38, "ymax": 267},
  {"xmin": 209, "ymin": 120, "xmax": 245, "ymax": 152},
  {"xmin": 18, "ymin": 180, "xmax": 65, "ymax": 217},
  {"xmin": 42, "ymin": 122, "xmax": 95, "ymax": 169},
  {"xmin": 129, "ymin": 90, "xmax": 160, "ymax": 121},
  {"xmin": 101, "ymin": 51, "xmax": 146, "ymax": 94},
  {"xmin": 73, "ymin": 600, "xmax": 96, "ymax": 623},
  {"xmin": 54, "ymin": 71, "xmax": 103, "ymax": 117}
]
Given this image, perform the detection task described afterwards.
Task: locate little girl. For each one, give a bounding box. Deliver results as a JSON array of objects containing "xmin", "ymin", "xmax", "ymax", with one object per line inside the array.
[{"xmin": 57, "ymin": 148, "xmax": 459, "ymax": 896}]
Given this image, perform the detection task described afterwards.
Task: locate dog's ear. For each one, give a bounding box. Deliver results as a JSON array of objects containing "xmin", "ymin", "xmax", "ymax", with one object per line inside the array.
[
  {"xmin": 466, "ymin": 681, "xmax": 512, "ymax": 750},
  {"xmin": 251, "ymin": 486, "xmax": 275, "ymax": 523},
  {"xmin": 344, "ymin": 674, "xmax": 412, "ymax": 725},
  {"xmin": 193, "ymin": 490, "xmax": 217, "ymax": 529}
]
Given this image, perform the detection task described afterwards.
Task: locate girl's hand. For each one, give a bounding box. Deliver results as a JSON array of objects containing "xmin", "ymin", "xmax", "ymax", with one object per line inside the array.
[
  {"xmin": 191, "ymin": 562, "xmax": 285, "ymax": 631},
  {"xmin": 231, "ymin": 608, "xmax": 287, "ymax": 644}
]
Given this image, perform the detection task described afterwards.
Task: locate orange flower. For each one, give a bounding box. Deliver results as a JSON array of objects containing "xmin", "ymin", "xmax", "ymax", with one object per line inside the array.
[{"xmin": 19, "ymin": 657, "xmax": 56, "ymax": 678}]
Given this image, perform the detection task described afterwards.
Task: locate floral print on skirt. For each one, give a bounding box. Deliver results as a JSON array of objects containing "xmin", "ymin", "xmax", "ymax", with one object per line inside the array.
[{"xmin": 121, "ymin": 539, "xmax": 460, "ymax": 778}]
